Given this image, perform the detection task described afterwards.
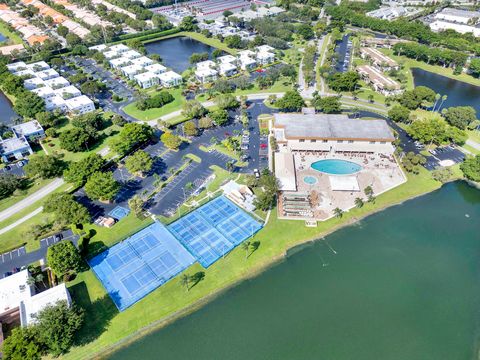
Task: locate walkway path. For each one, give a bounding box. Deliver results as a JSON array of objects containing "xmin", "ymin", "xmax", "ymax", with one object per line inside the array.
[
  {"xmin": 0, "ymin": 178, "xmax": 64, "ymax": 223},
  {"xmin": 466, "ymin": 139, "xmax": 480, "ymax": 151},
  {"xmin": 0, "ymin": 207, "xmax": 43, "ymax": 235}
]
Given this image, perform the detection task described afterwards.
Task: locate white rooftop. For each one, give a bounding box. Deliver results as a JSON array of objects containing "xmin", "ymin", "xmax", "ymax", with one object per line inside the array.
[
  {"xmin": 20, "ymin": 283, "xmax": 71, "ymax": 327},
  {"xmin": 12, "ymin": 120, "xmax": 43, "ymax": 137},
  {"xmin": 0, "ymin": 270, "xmax": 33, "ymax": 315},
  {"xmin": 36, "ymin": 68, "xmax": 59, "ymax": 79},
  {"xmin": 274, "ymin": 152, "xmax": 297, "ymax": 191},
  {"xmin": 159, "ymin": 71, "xmax": 182, "ymax": 82},
  {"xmin": 26, "ymin": 61, "xmax": 49, "ymax": 71},
  {"xmin": 44, "ymin": 76, "xmax": 70, "ymax": 89},
  {"xmin": 217, "ymin": 55, "xmax": 237, "ymax": 64},
  {"xmin": 122, "ymin": 49, "xmax": 142, "ymax": 59},
  {"xmin": 219, "ymin": 62, "xmax": 237, "ymax": 72},
  {"xmin": 134, "ymin": 71, "xmax": 158, "ymax": 82},
  {"xmin": 65, "ymin": 95, "xmax": 94, "ymax": 109},
  {"xmin": 6, "ymin": 61, "xmax": 26, "ymax": 72},
  {"xmin": 53, "ymin": 85, "xmax": 82, "ymax": 99},
  {"xmin": 145, "ymin": 63, "xmax": 166, "ymax": 74},
  {"xmin": 109, "ymin": 44, "xmax": 129, "ymax": 53},
  {"xmin": 32, "ymin": 86, "xmax": 54, "ymax": 98},
  {"xmin": 89, "ymin": 44, "xmax": 107, "ymax": 52},
  {"xmin": 197, "ymin": 60, "xmax": 216, "ymax": 70},
  {"xmin": 195, "ymin": 68, "xmax": 218, "ymax": 77}
]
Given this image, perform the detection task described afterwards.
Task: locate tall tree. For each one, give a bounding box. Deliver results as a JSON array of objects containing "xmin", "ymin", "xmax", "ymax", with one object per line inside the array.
[
  {"xmin": 84, "ymin": 171, "xmax": 120, "ymax": 202},
  {"xmin": 47, "ymin": 241, "xmax": 83, "ymax": 277}
]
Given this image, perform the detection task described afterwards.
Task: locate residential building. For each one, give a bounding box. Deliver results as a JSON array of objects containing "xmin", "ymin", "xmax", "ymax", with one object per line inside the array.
[
  {"xmin": 130, "ymin": 56, "xmax": 154, "ymax": 68},
  {"xmin": 45, "ymin": 95, "xmax": 67, "ymax": 112},
  {"xmin": 64, "ymin": 95, "xmax": 95, "ymax": 114},
  {"xmin": 271, "ymin": 113, "xmax": 395, "ymax": 154},
  {"xmin": 26, "ymin": 61, "xmax": 50, "ymax": 72},
  {"xmin": 6, "ymin": 61, "xmax": 27, "ymax": 73},
  {"xmin": 238, "ymin": 55, "xmax": 256, "ymax": 70},
  {"xmin": 122, "ymin": 50, "xmax": 142, "ymax": 60},
  {"xmin": 44, "ymin": 76, "xmax": 70, "ymax": 90},
  {"xmin": 104, "ymin": 50, "xmax": 120, "ymax": 60},
  {"xmin": 195, "ymin": 68, "xmax": 218, "ymax": 83},
  {"xmin": 24, "ymin": 77, "xmax": 45, "ymax": 90},
  {"xmin": 109, "ymin": 44, "xmax": 130, "ymax": 54},
  {"xmin": 53, "ymin": 85, "xmax": 82, "ymax": 100},
  {"xmin": 13, "ymin": 69, "xmax": 35, "ymax": 78},
  {"xmin": 36, "ymin": 68, "xmax": 59, "ymax": 81},
  {"xmin": 218, "ymin": 62, "xmax": 237, "ymax": 76},
  {"xmin": 0, "ymin": 271, "xmax": 33, "ymax": 324},
  {"xmin": 109, "ymin": 57, "xmax": 130, "ymax": 69},
  {"xmin": 121, "ymin": 64, "xmax": 144, "ymax": 80},
  {"xmin": 158, "ymin": 71, "xmax": 182, "ymax": 87},
  {"xmin": 0, "ymin": 136, "xmax": 33, "ymax": 162},
  {"xmin": 145, "ymin": 63, "xmax": 166, "ymax": 74},
  {"xmin": 357, "ymin": 65, "xmax": 403, "ymax": 96},
  {"xmin": 217, "ymin": 54, "xmax": 237, "ymax": 64},
  {"xmin": 360, "ymin": 37, "xmax": 407, "ymax": 49},
  {"xmin": 19, "ymin": 284, "xmax": 71, "ymax": 327},
  {"xmin": 12, "ymin": 120, "xmax": 45, "ymax": 141},
  {"xmin": 360, "ymin": 47, "xmax": 399, "ymax": 71},
  {"xmin": 197, "ymin": 60, "xmax": 216, "ymax": 70},
  {"xmin": 134, "ymin": 72, "xmax": 159, "ymax": 89},
  {"xmin": 256, "ymin": 51, "xmax": 275, "ymax": 65},
  {"xmin": 32, "ymin": 86, "xmax": 56, "ymax": 101}
]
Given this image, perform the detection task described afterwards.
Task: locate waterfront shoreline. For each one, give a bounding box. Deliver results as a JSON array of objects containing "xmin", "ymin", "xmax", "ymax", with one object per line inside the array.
[{"xmin": 88, "ymin": 179, "xmax": 449, "ymax": 360}]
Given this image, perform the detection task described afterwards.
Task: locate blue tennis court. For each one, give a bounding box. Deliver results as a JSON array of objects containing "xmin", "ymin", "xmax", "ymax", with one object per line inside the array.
[
  {"xmin": 168, "ymin": 196, "xmax": 263, "ymax": 268},
  {"xmin": 108, "ymin": 206, "xmax": 130, "ymax": 221},
  {"xmin": 89, "ymin": 221, "xmax": 195, "ymax": 311}
]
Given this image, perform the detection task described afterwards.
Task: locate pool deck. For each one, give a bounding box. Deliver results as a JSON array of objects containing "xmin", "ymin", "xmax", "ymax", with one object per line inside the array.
[{"xmin": 278, "ymin": 152, "xmax": 406, "ymax": 221}]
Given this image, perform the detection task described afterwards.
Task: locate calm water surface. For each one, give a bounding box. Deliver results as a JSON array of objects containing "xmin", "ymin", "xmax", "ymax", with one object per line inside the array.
[
  {"xmin": 412, "ymin": 68, "xmax": 480, "ymax": 113},
  {"xmin": 0, "ymin": 90, "xmax": 17, "ymax": 125},
  {"xmin": 144, "ymin": 36, "xmax": 215, "ymax": 73},
  {"xmin": 110, "ymin": 182, "xmax": 480, "ymax": 360}
]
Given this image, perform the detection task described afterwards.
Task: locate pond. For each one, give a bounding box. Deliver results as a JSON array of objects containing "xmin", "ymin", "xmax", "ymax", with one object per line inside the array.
[
  {"xmin": 0, "ymin": 90, "xmax": 17, "ymax": 125},
  {"xmin": 144, "ymin": 36, "xmax": 216, "ymax": 73},
  {"xmin": 109, "ymin": 182, "xmax": 480, "ymax": 360},
  {"xmin": 412, "ymin": 68, "xmax": 480, "ymax": 113}
]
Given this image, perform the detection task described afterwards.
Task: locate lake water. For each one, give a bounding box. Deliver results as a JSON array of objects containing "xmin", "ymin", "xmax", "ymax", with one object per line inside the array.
[
  {"xmin": 110, "ymin": 182, "xmax": 480, "ymax": 360},
  {"xmin": 0, "ymin": 90, "xmax": 17, "ymax": 125},
  {"xmin": 412, "ymin": 68, "xmax": 480, "ymax": 113},
  {"xmin": 144, "ymin": 36, "xmax": 216, "ymax": 73}
]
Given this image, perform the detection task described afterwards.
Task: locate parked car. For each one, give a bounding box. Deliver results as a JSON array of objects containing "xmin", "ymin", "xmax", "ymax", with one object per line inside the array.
[{"xmin": 254, "ymin": 168, "xmax": 260, "ymax": 179}]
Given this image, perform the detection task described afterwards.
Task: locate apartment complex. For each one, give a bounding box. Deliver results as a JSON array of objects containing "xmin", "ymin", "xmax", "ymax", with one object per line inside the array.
[
  {"xmin": 357, "ymin": 65, "xmax": 402, "ymax": 96},
  {"xmin": 194, "ymin": 45, "xmax": 275, "ymax": 84},
  {"xmin": 7, "ymin": 61, "xmax": 95, "ymax": 114},
  {"xmin": 360, "ymin": 47, "xmax": 399, "ymax": 71},
  {"xmin": 90, "ymin": 44, "xmax": 182, "ymax": 89},
  {"xmin": 0, "ymin": 4, "xmax": 49, "ymax": 45}
]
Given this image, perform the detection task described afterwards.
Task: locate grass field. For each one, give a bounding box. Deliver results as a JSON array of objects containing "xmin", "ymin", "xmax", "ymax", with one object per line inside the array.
[
  {"xmin": 43, "ymin": 122, "xmax": 120, "ymax": 162},
  {"xmin": 0, "ymin": 177, "xmax": 53, "ymax": 213},
  {"xmin": 60, "ymin": 166, "xmax": 447, "ymax": 360},
  {"xmin": 0, "ymin": 20, "xmax": 23, "ymax": 44},
  {"xmin": 123, "ymin": 88, "xmax": 185, "ymax": 121}
]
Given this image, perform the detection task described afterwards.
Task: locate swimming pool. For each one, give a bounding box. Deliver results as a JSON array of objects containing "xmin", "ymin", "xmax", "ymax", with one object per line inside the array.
[
  {"xmin": 303, "ymin": 176, "xmax": 318, "ymax": 185},
  {"xmin": 311, "ymin": 159, "xmax": 362, "ymax": 175}
]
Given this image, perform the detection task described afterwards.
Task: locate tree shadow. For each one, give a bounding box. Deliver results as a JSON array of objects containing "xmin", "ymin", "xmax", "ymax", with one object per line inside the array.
[
  {"xmin": 70, "ymin": 282, "xmax": 118, "ymax": 346},
  {"xmin": 247, "ymin": 241, "xmax": 261, "ymax": 259},
  {"xmin": 188, "ymin": 271, "xmax": 205, "ymax": 290},
  {"xmin": 85, "ymin": 240, "xmax": 108, "ymax": 260}
]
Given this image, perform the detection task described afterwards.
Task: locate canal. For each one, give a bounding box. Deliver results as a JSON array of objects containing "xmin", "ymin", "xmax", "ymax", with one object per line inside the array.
[
  {"xmin": 412, "ymin": 68, "xmax": 480, "ymax": 113},
  {"xmin": 144, "ymin": 36, "xmax": 216, "ymax": 73},
  {"xmin": 109, "ymin": 181, "xmax": 480, "ymax": 360}
]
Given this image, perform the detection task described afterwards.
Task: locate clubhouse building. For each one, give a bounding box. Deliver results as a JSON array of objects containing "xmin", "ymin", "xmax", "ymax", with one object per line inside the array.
[{"xmin": 271, "ymin": 113, "xmax": 405, "ymax": 221}]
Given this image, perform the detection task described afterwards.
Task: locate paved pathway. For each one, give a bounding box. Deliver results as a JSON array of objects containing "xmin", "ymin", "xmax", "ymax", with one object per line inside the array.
[
  {"xmin": 466, "ymin": 139, "xmax": 480, "ymax": 151},
  {"xmin": 0, "ymin": 207, "xmax": 43, "ymax": 235},
  {"xmin": 0, "ymin": 178, "xmax": 64, "ymax": 223}
]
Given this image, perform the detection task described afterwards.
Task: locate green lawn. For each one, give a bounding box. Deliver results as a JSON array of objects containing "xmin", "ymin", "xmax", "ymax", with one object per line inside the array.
[
  {"xmin": 43, "ymin": 122, "xmax": 120, "ymax": 162},
  {"xmin": 123, "ymin": 88, "xmax": 185, "ymax": 121},
  {"xmin": 0, "ymin": 20, "xmax": 23, "ymax": 44},
  {"xmin": 467, "ymin": 130, "xmax": 480, "ymax": 144},
  {"xmin": 0, "ymin": 177, "xmax": 53, "ymax": 213},
  {"xmin": 380, "ymin": 48, "xmax": 480, "ymax": 90},
  {"xmin": 0, "ymin": 182, "xmax": 73, "ymax": 253},
  {"xmin": 462, "ymin": 144, "xmax": 480, "ymax": 155},
  {"xmin": 60, "ymin": 165, "xmax": 447, "ymax": 360}
]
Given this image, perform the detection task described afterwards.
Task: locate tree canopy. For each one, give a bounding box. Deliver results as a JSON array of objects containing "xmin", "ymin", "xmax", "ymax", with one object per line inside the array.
[
  {"xmin": 84, "ymin": 171, "xmax": 120, "ymax": 202},
  {"xmin": 388, "ymin": 105, "xmax": 411, "ymax": 123},
  {"xmin": 47, "ymin": 241, "xmax": 83, "ymax": 276},
  {"xmin": 63, "ymin": 154, "xmax": 105, "ymax": 186},
  {"xmin": 160, "ymin": 132, "xmax": 182, "ymax": 150},
  {"xmin": 125, "ymin": 150, "xmax": 153, "ymax": 176},
  {"xmin": 44, "ymin": 193, "xmax": 90, "ymax": 225},
  {"xmin": 460, "ymin": 154, "xmax": 480, "ymax": 182},
  {"xmin": 24, "ymin": 155, "xmax": 64, "ymax": 179},
  {"xmin": 443, "ymin": 106, "xmax": 477, "ymax": 130},
  {"xmin": 275, "ymin": 90, "xmax": 305, "ymax": 112},
  {"xmin": 110, "ymin": 123, "xmax": 153, "ymax": 156}
]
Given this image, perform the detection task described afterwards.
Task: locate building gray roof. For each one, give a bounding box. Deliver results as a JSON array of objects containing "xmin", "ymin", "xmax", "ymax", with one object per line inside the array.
[{"xmin": 273, "ymin": 113, "xmax": 395, "ymax": 141}]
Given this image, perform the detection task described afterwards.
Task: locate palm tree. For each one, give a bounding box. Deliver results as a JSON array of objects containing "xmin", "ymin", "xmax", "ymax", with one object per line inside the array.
[
  {"xmin": 354, "ymin": 197, "xmax": 364, "ymax": 208},
  {"xmin": 438, "ymin": 95, "xmax": 448, "ymax": 112},
  {"xmin": 180, "ymin": 274, "xmax": 190, "ymax": 292},
  {"xmin": 242, "ymin": 241, "xmax": 251, "ymax": 259},
  {"xmin": 333, "ymin": 207, "xmax": 343, "ymax": 218},
  {"xmin": 26, "ymin": 276, "xmax": 37, "ymax": 290},
  {"xmin": 36, "ymin": 273, "xmax": 47, "ymax": 288},
  {"xmin": 226, "ymin": 161, "xmax": 234, "ymax": 174},
  {"xmin": 432, "ymin": 93, "xmax": 441, "ymax": 112}
]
